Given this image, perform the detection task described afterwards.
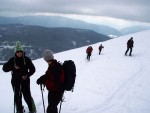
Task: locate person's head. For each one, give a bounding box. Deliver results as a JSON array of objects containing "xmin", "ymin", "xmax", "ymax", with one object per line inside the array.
[
  {"xmin": 14, "ymin": 41, "xmax": 24, "ymax": 57},
  {"xmin": 43, "ymin": 49, "xmax": 54, "ymax": 64},
  {"xmin": 131, "ymin": 37, "xmax": 133, "ymax": 40}
]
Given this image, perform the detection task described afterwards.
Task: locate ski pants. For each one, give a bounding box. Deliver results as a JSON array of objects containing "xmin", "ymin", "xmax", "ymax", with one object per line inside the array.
[
  {"xmin": 47, "ymin": 91, "xmax": 63, "ymax": 113},
  {"xmin": 99, "ymin": 48, "xmax": 102, "ymax": 55},
  {"xmin": 11, "ymin": 78, "xmax": 35, "ymax": 112},
  {"xmin": 125, "ymin": 47, "xmax": 132, "ymax": 56},
  {"xmin": 87, "ymin": 52, "xmax": 91, "ymax": 60}
]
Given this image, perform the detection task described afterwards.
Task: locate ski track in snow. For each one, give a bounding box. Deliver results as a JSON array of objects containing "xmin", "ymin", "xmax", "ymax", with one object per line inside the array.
[{"xmin": 75, "ymin": 56, "xmax": 141, "ymax": 113}]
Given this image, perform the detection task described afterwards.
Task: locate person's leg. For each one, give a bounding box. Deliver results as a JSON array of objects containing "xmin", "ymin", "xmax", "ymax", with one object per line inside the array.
[
  {"xmin": 129, "ymin": 48, "xmax": 132, "ymax": 56},
  {"xmin": 88, "ymin": 53, "xmax": 91, "ymax": 60},
  {"xmin": 11, "ymin": 80, "xmax": 24, "ymax": 112},
  {"xmin": 22, "ymin": 79, "xmax": 36, "ymax": 112},
  {"xmin": 125, "ymin": 47, "xmax": 129, "ymax": 55},
  {"xmin": 47, "ymin": 91, "xmax": 62, "ymax": 113},
  {"xmin": 87, "ymin": 53, "xmax": 90, "ymax": 60},
  {"xmin": 30, "ymin": 97, "xmax": 36, "ymax": 112},
  {"xmin": 99, "ymin": 49, "xmax": 102, "ymax": 55},
  {"xmin": 87, "ymin": 54, "xmax": 89, "ymax": 60}
]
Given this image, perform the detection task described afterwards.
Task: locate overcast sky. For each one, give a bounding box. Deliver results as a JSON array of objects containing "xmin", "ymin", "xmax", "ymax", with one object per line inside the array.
[{"xmin": 0, "ymin": 0, "xmax": 150, "ymax": 28}]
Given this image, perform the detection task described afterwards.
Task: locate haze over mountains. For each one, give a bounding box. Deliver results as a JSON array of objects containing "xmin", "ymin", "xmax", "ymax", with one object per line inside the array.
[
  {"xmin": 1, "ymin": 15, "xmax": 150, "ymax": 36},
  {"xmin": 120, "ymin": 25, "xmax": 150, "ymax": 35},
  {"xmin": 0, "ymin": 15, "xmax": 122, "ymax": 37}
]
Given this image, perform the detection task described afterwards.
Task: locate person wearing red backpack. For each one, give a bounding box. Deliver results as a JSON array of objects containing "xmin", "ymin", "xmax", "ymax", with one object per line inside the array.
[
  {"xmin": 86, "ymin": 46, "xmax": 93, "ymax": 60},
  {"xmin": 37, "ymin": 49, "xmax": 64, "ymax": 113}
]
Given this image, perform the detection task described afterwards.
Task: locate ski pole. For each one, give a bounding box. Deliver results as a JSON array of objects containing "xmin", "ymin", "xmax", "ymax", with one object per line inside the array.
[
  {"xmin": 14, "ymin": 86, "xmax": 15, "ymax": 113},
  {"xmin": 59, "ymin": 92, "xmax": 64, "ymax": 113},
  {"xmin": 59, "ymin": 100, "xmax": 62, "ymax": 113},
  {"xmin": 40, "ymin": 84, "xmax": 46, "ymax": 113}
]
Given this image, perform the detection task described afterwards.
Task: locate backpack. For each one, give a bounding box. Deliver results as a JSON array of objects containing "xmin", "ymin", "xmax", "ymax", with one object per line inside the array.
[
  {"xmin": 86, "ymin": 46, "xmax": 93, "ymax": 53},
  {"xmin": 62, "ymin": 60, "xmax": 76, "ymax": 91}
]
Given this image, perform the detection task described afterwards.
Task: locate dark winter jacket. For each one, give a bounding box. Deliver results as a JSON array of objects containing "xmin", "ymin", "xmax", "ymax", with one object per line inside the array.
[
  {"xmin": 2, "ymin": 54, "xmax": 35, "ymax": 82},
  {"xmin": 86, "ymin": 46, "xmax": 93, "ymax": 53},
  {"xmin": 37, "ymin": 60, "xmax": 64, "ymax": 92},
  {"xmin": 99, "ymin": 45, "xmax": 104, "ymax": 50},
  {"xmin": 127, "ymin": 39, "xmax": 134, "ymax": 48}
]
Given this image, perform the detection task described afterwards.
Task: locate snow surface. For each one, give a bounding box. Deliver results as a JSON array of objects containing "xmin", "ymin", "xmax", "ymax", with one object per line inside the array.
[{"xmin": 1, "ymin": 30, "xmax": 150, "ymax": 113}]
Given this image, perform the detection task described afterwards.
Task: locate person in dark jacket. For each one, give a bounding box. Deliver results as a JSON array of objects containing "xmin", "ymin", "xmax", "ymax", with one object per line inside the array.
[
  {"xmin": 86, "ymin": 46, "xmax": 93, "ymax": 60},
  {"xmin": 125, "ymin": 37, "xmax": 134, "ymax": 56},
  {"xmin": 98, "ymin": 44, "xmax": 104, "ymax": 55},
  {"xmin": 2, "ymin": 41, "xmax": 36, "ymax": 113},
  {"xmin": 37, "ymin": 49, "xmax": 64, "ymax": 113}
]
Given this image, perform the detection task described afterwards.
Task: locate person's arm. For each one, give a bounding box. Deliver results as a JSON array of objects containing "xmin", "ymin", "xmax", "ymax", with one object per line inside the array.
[{"xmin": 2, "ymin": 58, "xmax": 14, "ymax": 72}]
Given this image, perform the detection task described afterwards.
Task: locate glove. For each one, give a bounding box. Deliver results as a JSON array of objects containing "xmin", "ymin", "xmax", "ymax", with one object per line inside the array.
[{"xmin": 37, "ymin": 75, "xmax": 46, "ymax": 85}]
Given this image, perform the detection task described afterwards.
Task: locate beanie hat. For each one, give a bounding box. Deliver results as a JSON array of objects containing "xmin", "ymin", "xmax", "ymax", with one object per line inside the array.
[
  {"xmin": 14, "ymin": 41, "xmax": 23, "ymax": 53},
  {"xmin": 43, "ymin": 49, "xmax": 54, "ymax": 61}
]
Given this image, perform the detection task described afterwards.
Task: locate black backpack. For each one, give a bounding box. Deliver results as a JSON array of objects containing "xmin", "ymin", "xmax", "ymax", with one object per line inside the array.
[{"xmin": 62, "ymin": 60, "xmax": 76, "ymax": 91}]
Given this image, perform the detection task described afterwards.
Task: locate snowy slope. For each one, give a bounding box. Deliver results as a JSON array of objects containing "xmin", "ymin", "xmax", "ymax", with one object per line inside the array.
[{"xmin": 1, "ymin": 30, "xmax": 150, "ymax": 113}]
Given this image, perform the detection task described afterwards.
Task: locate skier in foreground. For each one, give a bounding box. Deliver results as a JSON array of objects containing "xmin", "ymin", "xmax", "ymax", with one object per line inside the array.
[
  {"xmin": 2, "ymin": 41, "xmax": 36, "ymax": 113},
  {"xmin": 37, "ymin": 49, "xmax": 64, "ymax": 113}
]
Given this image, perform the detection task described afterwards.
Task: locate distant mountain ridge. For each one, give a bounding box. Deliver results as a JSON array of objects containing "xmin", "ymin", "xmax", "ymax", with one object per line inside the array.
[
  {"xmin": 0, "ymin": 24, "xmax": 110, "ymax": 63},
  {"xmin": 120, "ymin": 25, "xmax": 150, "ymax": 35},
  {"xmin": 0, "ymin": 15, "xmax": 122, "ymax": 37}
]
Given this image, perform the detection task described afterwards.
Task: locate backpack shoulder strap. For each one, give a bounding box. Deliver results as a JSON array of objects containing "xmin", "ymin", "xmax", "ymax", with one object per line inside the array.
[{"xmin": 51, "ymin": 61, "xmax": 64, "ymax": 87}]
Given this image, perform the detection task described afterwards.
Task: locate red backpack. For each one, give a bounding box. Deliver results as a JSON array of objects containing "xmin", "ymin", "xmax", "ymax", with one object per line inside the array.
[
  {"xmin": 86, "ymin": 46, "xmax": 93, "ymax": 53},
  {"xmin": 45, "ymin": 61, "xmax": 64, "ymax": 91},
  {"xmin": 45, "ymin": 60, "xmax": 76, "ymax": 92}
]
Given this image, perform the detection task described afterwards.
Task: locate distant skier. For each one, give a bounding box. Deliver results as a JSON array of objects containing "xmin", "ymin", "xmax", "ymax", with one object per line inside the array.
[
  {"xmin": 86, "ymin": 46, "xmax": 93, "ymax": 60},
  {"xmin": 98, "ymin": 44, "xmax": 104, "ymax": 55},
  {"xmin": 125, "ymin": 37, "xmax": 134, "ymax": 56}
]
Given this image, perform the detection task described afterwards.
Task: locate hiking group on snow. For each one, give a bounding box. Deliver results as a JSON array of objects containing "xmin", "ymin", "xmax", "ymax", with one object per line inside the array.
[
  {"xmin": 86, "ymin": 44, "xmax": 104, "ymax": 61},
  {"xmin": 86, "ymin": 37, "xmax": 134, "ymax": 61},
  {"xmin": 2, "ymin": 37, "xmax": 134, "ymax": 113}
]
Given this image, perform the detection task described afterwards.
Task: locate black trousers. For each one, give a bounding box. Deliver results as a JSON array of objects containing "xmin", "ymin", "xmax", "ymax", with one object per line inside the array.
[
  {"xmin": 11, "ymin": 78, "xmax": 33, "ymax": 112},
  {"xmin": 125, "ymin": 47, "xmax": 132, "ymax": 56},
  {"xmin": 47, "ymin": 91, "xmax": 63, "ymax": 113},
  {"xmin": 87, "ymin": 53, "xmax": 91, "ymax": 60},
  {"xmin": 99, "ymin": 49, "xmax": 102, "ymax": 55}
]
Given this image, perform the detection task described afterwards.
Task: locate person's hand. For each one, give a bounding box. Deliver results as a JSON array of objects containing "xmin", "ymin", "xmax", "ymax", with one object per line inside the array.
[
  {"xmin": 22, "ymin": 75, "xmax": 28, "ymax": 80},
  {"xmin": 37, "ymin": 78, "xmax": 42, "ymax": 85},
  {"xmin": 14, "ymin": 65, "xmax": 20, "ymax": 69},
  {"xmin": 37, "ymin": 75, "xmax": 45, "ymax": 85},
  {"xmin": 36, "ymin": 78, "xmax": 41, "ymax": 85}
]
